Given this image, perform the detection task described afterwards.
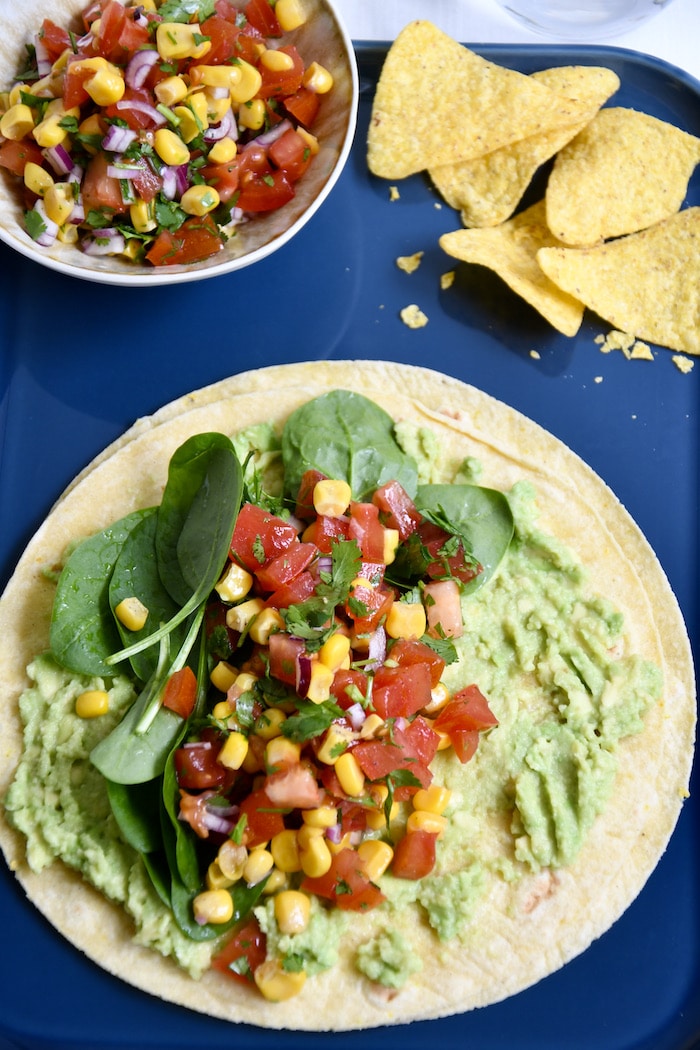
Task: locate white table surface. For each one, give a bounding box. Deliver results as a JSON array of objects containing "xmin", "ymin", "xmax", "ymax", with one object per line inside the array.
[{"xmin": 332, "ymin": 0, "xmax": 700, "ymax": 83}]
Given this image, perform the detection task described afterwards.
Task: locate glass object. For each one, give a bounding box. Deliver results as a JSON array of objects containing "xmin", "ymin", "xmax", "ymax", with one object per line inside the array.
[{"xmin": 493, "ymin": 0, "xmax": 675, "ymax": 41}]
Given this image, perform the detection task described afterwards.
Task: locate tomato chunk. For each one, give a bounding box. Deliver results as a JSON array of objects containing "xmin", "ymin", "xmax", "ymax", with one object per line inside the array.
[
  {"xmin": 230, "ymin": 502, "xmax": 299, "ymax": 572},
  {"xmin": 145, "ymin": 215, "xmax": 224, "ymax": 266},
  {"xmin": 238, "ymin": 788, "xmax": 286, "ymax": 847},
  {"xmin": 174, "ymin": 740, "xmax": 228, "ymax": 790},
  {"xmin": 162, "ymin": 666, "xmax": 197, "ymax": 719},
  {"xmin": 389, "ymin": 638, "xmax": 445, "ymax": 689},
  {"xmin": 255, "ymin": 542, "xmax": 317, "ymax": 592},
  {"xmin": 301, "ymin": 848, "xmax": 386, "ymax": 911},
  {"xmin": 372, "ymin": 662, "xmax": 433, "ymax": 720},
  {"xmin": 391, "ymin": 830, "xmax": 438, "ymax": 880},
  {"xmin": 435, "ymin": 685, "xmax": 498, "ymax": 763},
  {"xmin": 212, "ymin": 917, "xmax": 267, "ymax": 984},
  {"xmin": 373, "ymin": 481, "xmax": 421, "ymax": 541}
]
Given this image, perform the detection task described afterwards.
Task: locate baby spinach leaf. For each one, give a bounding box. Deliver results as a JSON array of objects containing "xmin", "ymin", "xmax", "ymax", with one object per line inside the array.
[
  {"xmin": 106, "ymin": 776, "xmax": 163, "ymax": 854},
  {"xmin": 281, "ymin": 390, "xmax": 418, "ymax": 502},
  {"xmin": 162, "ymin": 745, "xmax": 201, "ymax": 894},
  {"xmin": 50, "ymin": 509, "xmax": 153, "ymax": 676}
]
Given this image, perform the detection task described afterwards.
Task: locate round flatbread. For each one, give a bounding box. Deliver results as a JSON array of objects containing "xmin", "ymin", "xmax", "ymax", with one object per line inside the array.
[{"xmin": 0, "ymin": 361, "xmax": 694, "ymax": 1030}]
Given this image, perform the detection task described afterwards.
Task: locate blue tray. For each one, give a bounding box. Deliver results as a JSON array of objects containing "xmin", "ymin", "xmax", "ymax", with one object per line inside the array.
[{"xmin": 0, "ymin": 42, "xmax": 698, "ymax": 1050}]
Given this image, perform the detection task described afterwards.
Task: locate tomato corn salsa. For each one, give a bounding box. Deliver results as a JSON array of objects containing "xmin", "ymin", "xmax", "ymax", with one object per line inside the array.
[{"xmin": 0, "ymin": 0, "xmax": 334, "ymax": 265}]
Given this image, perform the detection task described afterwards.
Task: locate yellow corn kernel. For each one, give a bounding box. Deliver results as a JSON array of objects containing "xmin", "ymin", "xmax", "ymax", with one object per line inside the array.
[
  {"xmin": 8, "ymin": 83, "xmax": 29, "ymax": 106},
  {"xmin": 296, "ymin": 126, "xmax": 319, "ymax": 156},
  {"xmin": 244, "ymin": 847, "xmax": 274, "ymax": 886},
  {"xmin": 156, "ymin": 22, "xmax": 211, "ymax": 61},
  {"xmin": 85, "ymin": 65, "xmax": 125, "ymax": 106},
  {"xmin": 218, "ymin": 730, "xmax": 249, "ymax": 770},
  {"xmin": 78, "ymin": 113, "xmax": 104, "ymax": 154},
  {"xmin": 206, "ymin": 859, "xmax": 233, "ymax": 890},
  {"xmin": 189, "ymin": 64, "xmax": 241, "ymax": 90},
  {"xmin": 260, "ymin": 48, "xmax": 295, "ymax": 73},
  {"xmin": 335, "ymin": 751, "xmax": 365, "ymax": 797},
  {"xmin": 212, "ymin": 699, "xmax": 233, "ymax": 721},
  {"xmin": 276, "ymin": 0, "xmax": 307, "ymax": 30},
  {"xmin": 205, "ymin": 92, "xmax": 232, "ymax": 124},
  {"xmin": 248, "ymin": 606, "xmax": 284, "ymax": 646},
  {"xmin": 327, "ymin": 831, "xmax": 353, "ymax": 855},
  {"xmin": 174, "ymin": 92, "xmax": 209, "ymax": 141},
  {"xmin": 0, "ymin": 103, "xmax": 34, "ymax": 141},
  {"xmin": 154, "ymin": 74, "xmax": 189, "ymax": 107},
  {"xmin": 254, "ymin": 959, "xmax": 306, "ymax": 1001},
  {"xmin": 422, "ymin": 682, "xmax": 450, "ymax": 716},
  {"xmin": 274, "ymin": 889, "xmax": 311, "ymax": 935},
  {"xmin": 114, "ymin": 596, "xmax": 149, "ymax": 631},
  {"xmin": 238, "ymin": 97, "xmax": 266, "ymax": 131},
  {"xmin": 299, "ymin": 832, "xmax": 332, "ymax": 878},
  {"xmin": 262, "ymin": 867, "xmax": 287, "ymax": 894},
  {"xmin": 316, "ymin": 722, "xmax": 355, "ymax": 765},
  {"xmin": 229, "ymin": 60, "xmax": 262, "ymax": 104},
  {"xmin": 385, "ymin": 600, "xmax": 427, "ymax": 640},
  {"xmin": 57, "ymin": 223, "xmax": 79, "ymax": 245},
  {"xmin": 210, "ymin": 661, "xmax": 238, "ymax": 693},
  {"xmin": 357, "ymin": 839, "xmax": 394, "ymax": 882},
  {"xmin": 208, "ymin": 135, "xmax": 237, "ymax": 164},
  {"xmin": 33, "ymin": 101, "xmax": 79, "ymax": 149},
  {"xmin": 23, "ymin": 161, "xmax": 53, "ymax": 198},
  {"xmin": 296, "ymin": 823, "xmax": 324, "ymax": 851},
  {"xmin": 413, "ymin": 784, "xmax": 452, "ymax": 815},
  {"xmin": 318, "ymin": 632, "xmax": 351, "ymax": 672},
  {"xmin": 302, "ymin": 61, "xmax": 334, "ymax": 94},
  {"xmin": 313, "ymin": 478, "xmax": 351, "ymax": 517},
  {"xmin": 75, "ymin": 689, "xmax": 109, "ymax": 719},
  {"xmin": 365, "ymin": 783, "xmax": 398, "ymax": 829},
  {"xmin": 359, "ymin": 713, "xmax": 385, "ymax": 740},
  {"xmin": 217, "ymin": 839, "xmax": 248, "ymax": 881},
  {"xmin": 235, "ymin": 672, "xmax": 259, "ymax": 693},
  {"xmin": 382, "ymin": 528, "xmax": 400, "ymax": 565},
  {"xmin": 254, "ymin": 706, "xmax": 287, "ymax": 740},
  {"xmin": 270, "ymin": 829, "xmax": 302, "ymax": 873},
  {"xmin": 216, "ymin": 561, "xmax": 254, "ymax": 603},
  {"xmin": 180, "ymin": 183, "xmax": 220, "ymax": 217},
  {"xmin": 306, "ymin": 660, "xmax": 334, "ymax": 704},
  {"xmin": 192, "ymin": 888, "xmax": 234, "ymax": 925},
  {"xmin": 129, "ymin": 198, "xmax": 157, "ymax": 234},
  {"xmin": 406, "ymin": 809, "xmax": 448, "ymax": 838},
  {"xmin": 265, "ymin": 736, "xmax": 301, "ymax": 771},
  {"xmin": 153, "ymin": 127, "xmax": 190, "ymax": 167},
  {"xmin": 302, "ymin": 805, "xmax": 338, "ymax": 829},
  {"xmin": 226, "ymin": 597, "xmax": 265, "ymax": 634}
]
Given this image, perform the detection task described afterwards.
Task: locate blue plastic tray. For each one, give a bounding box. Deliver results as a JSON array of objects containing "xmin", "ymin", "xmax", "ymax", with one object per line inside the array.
[{"xmin": 0, "ymin": 42, "xmax": 698, "ymax": 1050}]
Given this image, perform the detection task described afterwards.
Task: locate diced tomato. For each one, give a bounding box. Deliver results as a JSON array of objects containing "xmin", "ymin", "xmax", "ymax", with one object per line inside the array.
[
  {"xmin": 39, "ymin": 18, "xmax": 72, "ymax": 62},
  {"xmin": 434, "ymin": 685, "xmax": 498, "ymax": 763},
  {"xmin": 236, "ymin": 166, "xmax": 295, "ymax": 213},
  {"xmin": 352, "ymin": 737, "xmax": 432, "ymax": 792},
  {"xmin": 132, "ymin": 162, "xmax": 162, "ymax": 204},
  {"xmin": 265, "ymin": 570, "xmax": 316, "ymax": 610},
  {"xmin": 174, "ymin": 740, "xmax": 229, "ymax": 790},
  {"xmin": 230, "ymin": 502, "xmax": 299, "ymax": 573},
  {"xmin": 238, "ymin": 788, "xmax": 286, "ymax": 847},
  {"xmin": 81, "ymin": 151, "xmax": 129, "ymax": 217},
  {"xmin": 423, "ymin": 579, "xmax": 464, "ymax": 639},
  {"xmin": 345, "ymin": 579, "xmax": 394, "ymax": 633},
  {"xmin": 212, "ymin": 917, "xmax": 267, "ymax": 984},
  {"xmin": 255, "ymin": 542, "xmax": 317, "ymax": 592},
  {"xmin": 348, "ymin": 502, "xmax": 387, "ymax": 563},
  {"xmin": 63, "ymin": 62, "xmax": 95, "ymax": 109},
  {"xmin": 103, "ymin": 86, "xmax": 162, "ymax": 130},
  {"xmin": 94, "ymin": 1, "xmax": 150, "ymax": 61},
  {"xmin": 200, "ymin": 14, "xmax": 261, "ymax": 65},
  {"xmin": 372, "ymin": 663, "xmax": 433, "ymax": 720},
  {"xmin": 389, "ymin": 638, "xmax": 445, "ymax": 689},
  {"xmin": 303, "ymin": 514, "xmax": 350, "ymax": 553},
  {"xmin": 268, "ymin": 128, "xmax": 313, "ymax": 182},
  {"xmin": 257, "ymin": 45, "xmax": 304, "ymax": 99},
  {"xmin": 417, "ymin": 521, "xmax": 482, "ymax": 584},
  {"xmin": 265, "ymin": 763, "xmax": 325, "ymax": 807},
  {"xmin": 244, "ymin": 0, "xmax": 282, "ymax": 37},
  {"xmin": 294, "ymin": 469, "xmax": 327, "ymax": 520},
  {"xmin": 301, "ymin": 848, "xmax": 386, "ymax": 911},
  {"xmin": 391, "ymin": 830, "xmax": 438, "ymax": 880},
  {"xmin": 373, "ymin": 481, "xmax": 421, "ymax": 541},
  {"xmin": 162, "ymin": 666, "xmax": 197, "ymax": 719},
  {"xmin": 0, "ymin": 139, "xmax": 46, "ymax": 177},
  {"xmin": 199, "ymin": 159, "xmax": 240, "ymax": 204},
  {"xmin": 283, "ymin": 87, "xmax": 321, "ymax": 129},
  {"xmin": 268, "ymin": 632, "xmax": 306, "ymax": 686},
  {"xmin": 330, "ymin": 668, "xmax": 370, "ymax": 710},
  {"xmin": 395, "ymin": 715, "xmax": 440, "ymax": 768},
  {"xmin": 145, "ymin": 215, "xmax": 224, "ymax": 266}
]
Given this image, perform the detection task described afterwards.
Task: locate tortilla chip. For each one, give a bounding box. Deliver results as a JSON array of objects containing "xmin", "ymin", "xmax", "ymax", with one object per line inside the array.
[
  {"xmin": 429, "ymin": 66, "xmax": 620, "ymax": 228},
  {"xmin": 546, "ymin": 108, "xmax": 700, "ymax": 246},
  {"xmin": 537, "ymin": 208, "xmax": 700, "ymax": 354},
  {"xmin": 440, "ymin": 200, "xmax": 585, "ymax": 336},
  {"xmin": 366, "ymin": 22, "xmax": 591, "ymax": 179}
]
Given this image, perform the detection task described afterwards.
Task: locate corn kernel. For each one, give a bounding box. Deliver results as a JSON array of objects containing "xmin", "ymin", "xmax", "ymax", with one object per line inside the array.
[
  {"xmin": 75, "ymin": 689, "xmax": 109, "ymax": 719},
  {"xmin": 238, "ymin": 97, "xmax": 266, "ymax": 131},
  {"xmin": 210, "ymin": 661, "xmax": 238, "ymax": 693},
  {"xmin": 335, "ymin": 751, "xmax": 365, "ymax": 797},
  {"xmin": 296, "ymin": 126, "xmax": 319, "ymax": 155},
  {"xmin": 212, "ymin": 699, "xmax": 233, "ymax": 721},
  {"xmin": 327, "ymin": 831, "xmax": 353, "ymax": 855},
  {"xmin": 193, "ymin": 888, "xmax": 234, "ymax": 925},
  {"xmin": 85, "ymin": 66, "xmax": 125, "ymax": 106},
  {"xmin": 274, "ymin": 889, "xmax": 311, "ymax": 935},
  {"xmin": 260, "ymin": 48, "xmax": 295, "ymax": 73},
  {"xmin": 359, "ymin": 713, "xmax": 385, "ymax": 740},
  {"xmin": 156, "ymin": 22, "xmax": 211, "ymax": 62},
  {"xmin": 382, "ymin": 528, "xmax": 400, "ymax": 565},
  {"xmin": 296, "ymin": 823, "xmax": 324, "ymax": 851},
  {"xmin": 254, "ymin": 959, "xmax": 306, "ymax": 1001},
  {"xmin": 302, "ymin": 61, "xmax": 334, "ymax": 94},
  {"xmin": 32, "ymin": 110, "xmax": 71, "ymax": 149},
  {"xmin": 129, "ymin": 198, "xmax": 156, "ymax": 234},
  {"xmin": 299, "ymin": 832, "xmax": 332, "ymax": 878},
  {"xmin": 406, "ymin": 810, "xmax": 448, "ymax": 838},
  {"xmin": 302, "ymin": 805, "xmax": 338, "ymax": 829},
  {"xmin": 174, "ymin": 94, "xmax": 209, "ymax": 142},
  {"xmin": 305, "ymin": 660, "xmax": 334, "ymax": 704},
  {"xmin": 244, "ymin": 847, "xmax": 274, "ymax": 886},
  {"xmin": 208, "ymin": 135, "xmax": 238, "ymax": 164},
  {"xmin": 234, "ymin": 671, "xmax": 260, "ymax": 693},
  {"xmin": 313, "ymin": 478, "xmax": 351, "ymax": 517},
  {"xmin": 78, "ymin": 113, "xmax": 104, "ymax": 153},
  {"xmin": 276, "ymin": 0, "xmax": 307, "ymax": 30},
  {"xmin": 248, "ymin": 606, "xmax": 284, "ymax": 646},
  {"xmin": 270, "ymin": 829, "xmax": 302, "ymax": 873},
  {"xmin": 153, "ymin": 127, "xmax": 190, "ymax": 167},
  {"xmin": 357, "ymin": 839, "xmax": 394, "ymax": 881},
  {"xmin": 154, "ymin": 75, "xmax": 189, "ymax": 107},
  {"xmin": 205, "ymin": 92, "xmax": 232, "ymax": 123},
  {"xmin": 0, "ymin": 103, "xmax": 34, "ymax": 141},
  {"xmin": 229, "ymin": 60, "xmax": 262, "ymax": 104},
  {"xmin": 254, "ymin": 706, "xmax": 287, "ymax": 740},
  {"xmin": 216, "ymin": 560, "xmax": 254, "ymax": 602},
  {"xmin": 218, "ymin": 730, "xmax": 249, "ymax": 770},
  {"xmin": 8, "ymin": 83, "xmax": 28, "ymax": 106},
  {"xmin": 413, "ymin": 784, "xmax": 452, "ymax": 815},
  {"xmin": 24, "ymin": 161, "xmax": 53, "ymax": 198},
  {"xmin": 217, "ymin": 839, "xmax": 248, "ymax": 881},
  {"xmin": 385, "ymin": 600, "xmax": 427, "ymax": 640},
  {"xmin": 57, "ymin": 222, "xmax": 79, "ymax": 245},
  {"xmin": 318, "ymin": 632, "xmax": 351, "ymax": 672},
  {"xmin": 206, "ymin": 859, "xmax": 233, "ymax": 890},
  {"xmin": 226, "ymin": 597, "xmax": 265, "ymax": 634},
  {"xmin": 265, "ymin": 736, "xmax": 301, "ymax": 771},
  {"xmin": 316, "ymin": 722, "xmax": 355, "ymax": 765},
  {"xmin": 189, "ymin": 64, "xmax": 241, "ymax": 90},
  {"xmin": 422, "ymin": 682, "xmax": 450, "ymax": 716},
  {"xmin": 262, "ymin": 867, "xmax": 287, "ymax": 894},
  {"xmin": 114, "ymin": 596, "xmax": 149, "ymax": 631}
]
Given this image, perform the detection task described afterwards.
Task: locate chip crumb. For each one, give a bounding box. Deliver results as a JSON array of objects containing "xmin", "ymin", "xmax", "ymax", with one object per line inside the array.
[
  {"xmin": 529, "ymin": 350, "xmax": 541, "ymax": 360},
  {"xmin": 672, "ymin": 355, "xmax": 694, "ymax": 374},
  {"xmin": 594, "ymin": 375, "xmax": 603, "ymax": 383},
  {"xmin": 389, "ymin": 186, "xmax": 400, "ymax": 201},
  {"xmin": 396, "ymin": 252, "xmax": 424, "ymax": 274},
  {"xmin": 440, "ymin": 270, "xmax": 455, "ymax": 290},
  {"xmin": 434, "ymin": 202, "xmax": 442, "ymax": 209},
  {"xmin": 596, "ymin": 330, "xmax": 654, "ymax": 360},
  {"xmin": 400, "ymin": 304, "xmax": 429, "ymax": 329}
]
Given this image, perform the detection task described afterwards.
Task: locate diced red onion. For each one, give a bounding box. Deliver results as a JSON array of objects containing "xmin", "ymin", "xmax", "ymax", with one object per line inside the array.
[
  {"xmin": 346, "ymin": 702, "xmax": 366, "ymax": 731},
  {"xmin": 115, "ymin": 98, "xmax": 166, "ymax": 127},
  {"xmin": 366, "ymin": 626, "xmax": 387, "ymax": 670},
  {"xmin": 125, "ymin": 48, "xmax": 160, "ymax": 89},
  {"xmin": 160, "ymin": 166, "xmax": 177, "ymax": 199},
  {"xmin": 67, "ymin": 164, "xmax": 84, "ymax": 185},
  {"xmin": 69, "ymin": 198, "xmax": 85, "ymax": 225},
  {"xmin": 200, "ymin": 810, "xmax": 236, "ymax": 836},
  {"xmin": 42, "ymin": 144, "xmax": 73, "ymax": 176},
  {"xmin": 204, "ymin": 107, "xmax": 237, "ymax": 143},
  {"xmin": 325, "ymin": 823, "xmax": 343, "ymax": 844},
  {"xmin": 102, "ymin": 124, "xmax": 138, "ymax": 153},
  {"xmin": 253, "ymin": 118, "xmax": 292, "ymax": 148},
  {"xmin": 32, "ymin": 200, "xmax": 58, "ymax": 247},
  {"xmin": 81, "ymin": 228, "xmax": 126, "ymax": 256},
  {"xmin": 106, "ymin": 162, "xmax": 143, "ymax": 180},
  {"xmin": 34, "ymin": 33, "xmax": 52, "ymax": 77},
  {"xmin": 296, "ymin": 654, "xmax": 312, "ymax": 697}
]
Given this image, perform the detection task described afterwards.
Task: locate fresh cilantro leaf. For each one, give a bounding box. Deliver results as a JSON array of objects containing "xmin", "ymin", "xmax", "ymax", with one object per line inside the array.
[
  {"xmin": 281, "ymin": 699, "xmax": 345, "ymax": 743},
  {"xmin": 230, "ymin": 814, "xmax": 247, "ymax": 844},
  {"xmin": 283, "ymin": 953, "xmax": 306, "ymax": 973},
  {"xmin": 281, "ymin": 539, "xmax": 361, "ymax": 651},
  {"xmin": 154, "ymin": 196, "xmax": 186, "ymax": 232},
  {"xmin": 418, "ymin": 632, "xmax": 459, "ymax": 665},
  {"xmin": 157, "ymin": 0, "xmax": 216, "ymax": 22},
  {"xmin": 384, "ymin": 769, "xmax": 422, "ymax": 828},
  {"xmin": 235, "ymin": 690, "xmax": 257, "ymax": 729},
  {"xmin": 24, "ymin": 208, "xmax": 47, "ymax": 242}
]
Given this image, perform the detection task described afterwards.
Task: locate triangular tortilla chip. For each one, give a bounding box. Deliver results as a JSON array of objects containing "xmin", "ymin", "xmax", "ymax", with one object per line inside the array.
[
  {"xmin": 546, "ymin": 108, "xmax": 700, "ymax": 246},
  {"xmin": 537, "ymin": 208, "xmax": 700, "ymax": 354},
  {"xmin": 440, "ymin": 200, "xmax": 585, "ymax": 336},
  {"xmin": 429, "ymin": 66, "xmax": 620, "ymax": 228},
  {"xmin": 367, "ymin": 22, "xmax": 591, "ymax": 179}
]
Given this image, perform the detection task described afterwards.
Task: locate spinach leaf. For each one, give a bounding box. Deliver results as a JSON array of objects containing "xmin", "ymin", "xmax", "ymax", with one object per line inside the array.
[
  {"xmin": 50, "ymin": 509, "xmax": 152, "ymax": 676},
  {"xmin": 415, "ymin": 484, "xmax": 514, "ymax": 594},
  {"xmin": 162, "ymin": 745, "xmax": 201, "ymax": 894},
  {"xmin": 170, "ymin": 870, "xmax": 268, "ymax": 942},
  {"xmin": 281, "ymin": 390, "xmax": 418, "ymax": 503},
  {"xmin": 106, "ymin": 777, "xmax": 163, "ymax": 854}
]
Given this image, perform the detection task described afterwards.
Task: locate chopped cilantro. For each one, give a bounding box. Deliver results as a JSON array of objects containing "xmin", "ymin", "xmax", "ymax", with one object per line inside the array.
[
  {"xmin": 24, "ymin": 208, "xmax": 47, "ymax": 242},
  {"xmin": 157, "ymin": 0, "xmax": 216, "ymax": 23},
  {"xmin": 281, "ymin": 699, "xmax": 345, "ymax": 743}
]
